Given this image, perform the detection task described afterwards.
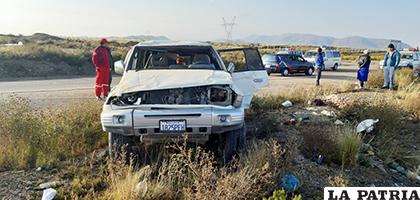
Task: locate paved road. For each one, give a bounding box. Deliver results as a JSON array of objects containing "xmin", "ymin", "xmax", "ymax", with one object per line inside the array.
[{"xmin": 0, "ymin": 63, "xmax": 362, "ymax": 108}]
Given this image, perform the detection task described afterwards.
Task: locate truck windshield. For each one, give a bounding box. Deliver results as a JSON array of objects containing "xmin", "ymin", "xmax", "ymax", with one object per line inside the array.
[
  {"xmin": 262, "ymin": 54, "xmax": 277, "ymax": 63},
  {"xmin": 304, "ymin": 51, "xmax": 317, "ymax": 58},
  {"xmin": 128, "ymin": 46, "xmax": 222, "ymax": 70},
  {"xmin": 401, "ymin": 53, "xmax": 413, "ymax": 60}
]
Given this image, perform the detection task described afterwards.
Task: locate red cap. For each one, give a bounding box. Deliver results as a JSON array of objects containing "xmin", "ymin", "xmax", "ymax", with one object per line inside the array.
[{"xmin": 99, "ymin": 38, "xmax": 108, "ymax": 44}]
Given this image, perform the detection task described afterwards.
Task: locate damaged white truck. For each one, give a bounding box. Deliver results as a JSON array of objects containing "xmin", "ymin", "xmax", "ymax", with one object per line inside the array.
[{"xmin": 100, "ymin": 41, "xmax": 268, "ymax": 161}]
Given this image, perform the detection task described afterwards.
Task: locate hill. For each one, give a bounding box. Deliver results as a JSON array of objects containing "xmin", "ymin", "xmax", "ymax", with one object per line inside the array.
[
  {"xmin": 0, "ymin": 33, "xmax": 64, "ymax": 44},
  {"xmin": 241, "ymin": 33, "xmax": 411, "ymax": 49},
  {"xmin": 123, "ymin": 35, "xmax": 169, "ymax": 40}
]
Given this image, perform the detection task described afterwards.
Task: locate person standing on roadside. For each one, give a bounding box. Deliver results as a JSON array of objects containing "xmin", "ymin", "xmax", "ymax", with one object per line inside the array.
[
  {"xmin": 357, "ymin": 49, "xmax": 371, "ymax": 89},
  {"xmin": 382, "ymin": 43, "xmax": 400, "ymax": 90},
  {"xmin": 314, "ymin": 47, "xmax": 325, "ymax": 86},
  {"xmin": 92, "ymin": 38, "xmax": 111, "ymax": 100}
]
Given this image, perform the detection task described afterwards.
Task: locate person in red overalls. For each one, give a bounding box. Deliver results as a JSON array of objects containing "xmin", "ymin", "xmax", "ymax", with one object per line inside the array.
[{"xmin": 92, "ymin": 38, "xmax": 111, "ymax": 100}]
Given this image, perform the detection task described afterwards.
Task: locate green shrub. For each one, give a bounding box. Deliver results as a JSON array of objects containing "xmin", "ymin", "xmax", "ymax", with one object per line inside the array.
[
  {"xmin": 263, "ymin": 189, "xmax": 302, "ymax": 200},
  {"xmin": 337, "ymin": 128, "xmax": 362, "ymax": 167}
]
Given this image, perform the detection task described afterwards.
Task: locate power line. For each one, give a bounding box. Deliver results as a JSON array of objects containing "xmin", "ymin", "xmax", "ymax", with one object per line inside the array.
[{"xmin": 221, "ymin": 17, "xmax": 237, "ymax": 43}]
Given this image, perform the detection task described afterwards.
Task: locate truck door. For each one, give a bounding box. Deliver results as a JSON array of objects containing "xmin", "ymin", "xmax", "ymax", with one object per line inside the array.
[{"xmin": 218, "ymin": 48, "xmax": 269, "ymax": 108}]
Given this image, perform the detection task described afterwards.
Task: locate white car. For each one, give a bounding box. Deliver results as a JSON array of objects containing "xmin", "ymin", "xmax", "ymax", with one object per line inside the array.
[
  {"xmin": 379, "ymin": 51, "xmax": 420, "ymax": 70},
  {"xmin": 304, "ymin": 49, "xmax": 342, "ymax": 71},
  {"xmin": 101, "ymin": 41, "xmax": 268, "ymax": 161}
]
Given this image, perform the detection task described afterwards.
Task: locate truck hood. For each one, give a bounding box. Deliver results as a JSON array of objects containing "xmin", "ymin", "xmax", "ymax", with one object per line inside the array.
[{"xmin": 112, "ymin": 70, "xmax": 233, "ymax": 95}]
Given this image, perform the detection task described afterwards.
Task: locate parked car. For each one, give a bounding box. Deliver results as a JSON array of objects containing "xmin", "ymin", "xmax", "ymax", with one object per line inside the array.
[
  {"xmin": 101, "ymin": 41, "xmax": 269, "ymax": 162},
  {"xmin": 277, "ymin": 54, "xmax": 315, "ymax": 76},
  {"xmin": 379, "ymin": 51, "xmax": 420, "ymax": 70},
  {"xmin": 263, "ymin": 54, "xmax": 314, "ymax": 76},
  {"xmin": 262, "ymin": 54, "xmax": 281, "ymax": 75},
  {"xmin": 304, "ymin": 49, "xmax": 341, "ymax": 70}
]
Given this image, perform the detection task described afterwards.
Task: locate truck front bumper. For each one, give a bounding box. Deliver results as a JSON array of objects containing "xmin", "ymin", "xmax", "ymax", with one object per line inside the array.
[{"xmin": 101, "ymin": 105, "xmax": 244, "ymax": 143}]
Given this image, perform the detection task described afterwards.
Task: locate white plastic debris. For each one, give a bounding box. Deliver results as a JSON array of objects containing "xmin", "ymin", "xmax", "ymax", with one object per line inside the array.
[
  {"xmin": 334, "ymin": 119, "xmax": 344, "ymax": 125},
  {"xmin": 38, "ymin": 181, "xmax": 63, "ymax": 190},
  {"xmin": 282, "ymin": 100, "xmax": 293, "ymax": 108},
  {"xmin": 356, "ymin": 119, "xmax": 379, "ymax": 133},
  {"xmin": 134, "ymin": 178, "xmax": 148, "ymax": 198},
  {"xmin": 36, "ymin": 167, "xmax": 42, "ymax": 172},
  {"xmin": 41, "ymin": 188, "xmax": 57, "ymax": 200},
  {"xmin": 321, "ymin": 110, "xmax": 336, "ymax": 117}
]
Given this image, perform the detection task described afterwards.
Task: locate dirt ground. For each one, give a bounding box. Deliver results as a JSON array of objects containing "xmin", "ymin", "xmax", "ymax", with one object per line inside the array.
[{"xmin": 0, "ymin": 95, "xmax": 418, "ymax": 199}]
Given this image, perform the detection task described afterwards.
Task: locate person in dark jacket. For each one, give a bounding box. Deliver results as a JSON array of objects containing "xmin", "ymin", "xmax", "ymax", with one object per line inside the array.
[
  {"xmin": 382, "ymin": 43, "xmax": 401, "ymax": 90},
  {"xmin": 357, "ymin": 49, "xmax": 371, "ymax": 89},
  {"xmin": 314, "ymin": 48, "xmax": 325, "ymax": 86}
]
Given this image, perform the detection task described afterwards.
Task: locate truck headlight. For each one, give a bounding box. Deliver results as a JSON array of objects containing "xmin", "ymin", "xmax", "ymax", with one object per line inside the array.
[
  {"xmin": 233, "ymin": 95, "xmax": 243, "ymax": 108},
  {"xmin": 218, "ymin": 114, "xmax": 231, "ymax": 123},
  {"xmin": 113, "ymin": 115, "xmax": 125, "ymax": 124}
]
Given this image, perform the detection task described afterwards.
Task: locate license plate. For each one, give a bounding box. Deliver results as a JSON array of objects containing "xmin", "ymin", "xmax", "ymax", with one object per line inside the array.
[{"xmin": 159, "ymin": 120, "xmax": 186, "ymax": 133}]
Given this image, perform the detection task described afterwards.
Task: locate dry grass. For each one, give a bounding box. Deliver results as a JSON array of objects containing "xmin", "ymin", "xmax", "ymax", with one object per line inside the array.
[
  {"xmin": 337, "ymin": 128, "xmax": 362, "ymax": 167},
  {"xmin": 94, "ymin": 139, "xmax": 294, "ymax": 200},
  {"xmin": 0, "ymin": 96, "xmax": 106, "ymax": 171},
  {"xmin": 397, "ymin": 84, "xmax": 420, "ymax": 119},
  {"xmin": 300, "ymin": 124, "xmax": 362, "ymax": 167},
  {"xmin": 367, "ymin": 68, "xmax": 417, "ymax": 89},
  {"xmin": 263, "ymin": 189, "xmax": 302, "ymax": 200},
  {"xmin": 328, "ymin": 175, "xmax": 349, "ymax": 187}
]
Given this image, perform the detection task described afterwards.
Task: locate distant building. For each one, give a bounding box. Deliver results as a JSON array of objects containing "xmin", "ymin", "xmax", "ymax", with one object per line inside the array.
[{"xmin": 4, "ymin": 41, "xmax": 24, "ymax": 46}]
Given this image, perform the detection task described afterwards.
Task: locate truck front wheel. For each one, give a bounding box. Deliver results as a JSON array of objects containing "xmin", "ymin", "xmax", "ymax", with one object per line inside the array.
[
  {"xmin": 108, "ymin": 132, "xmax": 135, "ymax": 161},
  {"xmin": 220, "ymin": 124, "xmax": 247, "ymax": 163}
]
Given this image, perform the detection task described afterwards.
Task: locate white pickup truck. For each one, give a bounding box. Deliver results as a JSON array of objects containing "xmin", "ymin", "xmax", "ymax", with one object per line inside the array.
[{"xmin": 100, "ymin": 41, "xmax": 268, "ymax": 161}]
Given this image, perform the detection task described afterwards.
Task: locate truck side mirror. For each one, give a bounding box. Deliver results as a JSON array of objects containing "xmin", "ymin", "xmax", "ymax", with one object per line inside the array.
[
  {"xmin": 114, "ymin": 60, "xmax": 125, "ymax": 75},
  {"xmin": 227, "ymin": 62, "xmax": 235, "ymax": 73}
]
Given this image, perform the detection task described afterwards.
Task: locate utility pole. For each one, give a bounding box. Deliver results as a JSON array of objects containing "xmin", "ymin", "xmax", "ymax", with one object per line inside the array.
[{"xmin": 221, "ymin": 17, "xmax": 237, "ymax": 43}]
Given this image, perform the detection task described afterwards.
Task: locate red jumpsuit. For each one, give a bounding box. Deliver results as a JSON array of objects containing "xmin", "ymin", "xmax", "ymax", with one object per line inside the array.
[{"xmin": 92, "ymin": 46, "xmax": 111, "ymax": 97}]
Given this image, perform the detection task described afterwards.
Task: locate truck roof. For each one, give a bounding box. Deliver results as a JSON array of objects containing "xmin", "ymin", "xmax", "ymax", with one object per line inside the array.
[{"xmin": 134, "ymin": 40, "xmax": 211, "ymax": 47}]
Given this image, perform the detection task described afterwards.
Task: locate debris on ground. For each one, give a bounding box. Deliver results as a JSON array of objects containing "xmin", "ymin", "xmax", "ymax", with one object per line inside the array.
[
  {"xmin": 388, "ymin": 162, "xmax": 407, "ymax": 175},
  {"xmin": 37, "ymin": 181, "xmax": 63, "ymax": 190},
  {"xmin": 310, "ymin": 99, "xmax": 326, "ymax": 106},
  {"xmin": 284, "ymin": 118, "xmax": 297, "ymax": 125},
  {"xmin": 280, "ymin": 175, "xmax": 301, "ymax": 192},
  {"xmin": 360, "ymin": 143, "xmax": 373, "ymax": 154},
  {"xmin": 406, "ymin": 171, "xmax": 420, "ymax": 182},
  {"xmin": 298, "ymin": 116, "xmax": 310, "ymax": 123},
  {"xmin": 321, "ymin": 110, "xmax": 336, "ymax": 118},
  {"xmin": 356, "ymin": 119, "xmax": 379, "ymax": 133},
  {"xmin": 323, "ymin": 94, "xmax": 354, "ymax": 109},
  {"xmin": 134, "ymin": 178, "xmax": 148, "ymax": 198},
  {"xmin": 334, "ymin": 119, "xmax": 344, "ymax": 125},
  {"xmin": 36, "ymin": 167, "xmax": 42, "ymax": 172},
  {"xmin": 315, "ymin": 155, "xmax": 324, "ymax": 165},
  {"xmin": 282, "ymin": 100, "xmax": 293, "ymax": 108},
  {"xmin": 41, "ymin": 188, "xmax": 56, "ymax": 200}
]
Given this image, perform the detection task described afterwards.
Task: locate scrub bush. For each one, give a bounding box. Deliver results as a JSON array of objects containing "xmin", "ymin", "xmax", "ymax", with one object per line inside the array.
[
  {"xmin": 263, "ymin": 189, "xmax": 302, "ymax": 200},
  {"xmin": 96, "ymin": 139, "xmax": 292, "ymax": 200},
  {"xmin": 337, "ymin": 128, "xmax": 362, "ymax": 167},
  {"xmin": 366, "ymin": 69, "xmax": 384, "ymax": 88},
  {"xmin": 0, "ymin": 97, "xmax": 106, "ymax": 171}
]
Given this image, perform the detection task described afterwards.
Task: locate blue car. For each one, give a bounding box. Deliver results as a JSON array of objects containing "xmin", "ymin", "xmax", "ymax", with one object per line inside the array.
[{"xmin": 262, "ymin": 54, "xmax": 315, "ymax": 76}]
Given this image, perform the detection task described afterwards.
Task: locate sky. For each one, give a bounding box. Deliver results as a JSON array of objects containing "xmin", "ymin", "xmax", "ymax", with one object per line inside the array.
[{"xmin": 0, "ymin": 0, "xmax": 419, "ymax": 45}]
